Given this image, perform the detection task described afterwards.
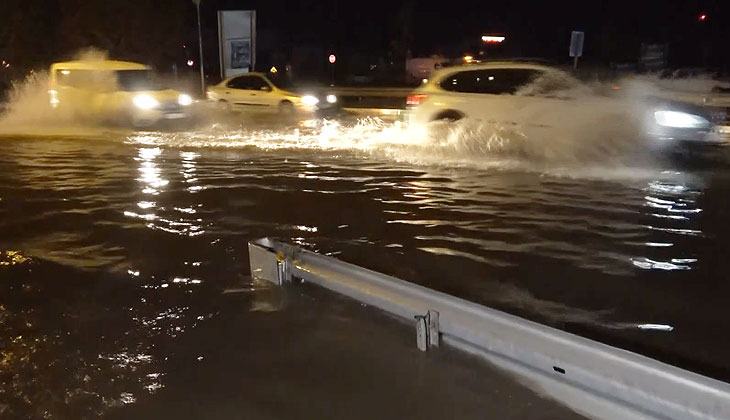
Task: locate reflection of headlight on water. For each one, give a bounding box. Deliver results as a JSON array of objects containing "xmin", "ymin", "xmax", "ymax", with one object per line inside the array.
[
  {"xmin": 654, "ymin": 110, "xmax": 710, "ymax": 129},
  {"xmin": 178, "ymin": 94, "xmax": 193, "ymax": 106},
  {"xmin": 326, "ymin": 94, "xmax": 337, "ymax": 104},
  {"xmin": 301, "ymin": 95, "xmax": 319, "ymax": 107},
  {"xmin": 133, "ymin": 94, "xmax": 159, "ymax": 110}
]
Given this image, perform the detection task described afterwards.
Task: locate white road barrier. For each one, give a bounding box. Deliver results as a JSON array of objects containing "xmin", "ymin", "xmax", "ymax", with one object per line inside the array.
[{"xmin": 248, "ymin": 237, "xmax": 730, "ymax": 420}]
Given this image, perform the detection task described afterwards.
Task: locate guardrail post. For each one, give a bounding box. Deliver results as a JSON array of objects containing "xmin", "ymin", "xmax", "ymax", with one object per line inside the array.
[
  {"xmin": 414, "ymin": 310, "xmax": 440, "ymax": 351},
  {"xmin": 276, "ymin": 251, "xmax": 292, "ymax": 284},
  {"xmin": 428, "ymin": 310, "xmax": 440, "ymax": 347}
]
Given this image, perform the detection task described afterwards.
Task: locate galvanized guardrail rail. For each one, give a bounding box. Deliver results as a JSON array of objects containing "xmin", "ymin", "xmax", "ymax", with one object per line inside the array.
[
  {"xmin": 248, "ymin": 237, "xmax": 730, "ymax": 420},
  {"xmin": 328, "ymin": 87, "xmax": 411, "ymax": 118}
]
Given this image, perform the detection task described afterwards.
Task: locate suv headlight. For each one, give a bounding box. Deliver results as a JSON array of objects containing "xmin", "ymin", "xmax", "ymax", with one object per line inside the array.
[
  {"xmin": 133, "ymin": 94, "xmax": 159, "ymax": 110},
  {"xmin": 178, "ymin": 94, "xmax": 193, "ymax": 106},
  {"xmin": 654, "ymin": 110, "xmax": 710, "ymax": 129}
]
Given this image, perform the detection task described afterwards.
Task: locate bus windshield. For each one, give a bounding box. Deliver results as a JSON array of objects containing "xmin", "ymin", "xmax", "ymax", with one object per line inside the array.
[{"xmin": 115, "ymin": 70, "xmax": 164, "ymax": 91}]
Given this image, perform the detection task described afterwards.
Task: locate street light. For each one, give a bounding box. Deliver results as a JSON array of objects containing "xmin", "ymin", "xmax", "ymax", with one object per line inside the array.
[{"xmin": 193, "ymin": 0, "xmax": 205, "ymax": 95}]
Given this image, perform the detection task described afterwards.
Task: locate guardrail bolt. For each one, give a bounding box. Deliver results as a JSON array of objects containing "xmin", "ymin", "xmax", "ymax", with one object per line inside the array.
[{"xmin": 415, "ymin": 315, "xmax": 428, "ymax": 351}]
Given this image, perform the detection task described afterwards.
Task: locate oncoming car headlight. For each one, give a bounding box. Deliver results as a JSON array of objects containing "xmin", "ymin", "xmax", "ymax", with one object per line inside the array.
[
  {"xmin": 178, "ymin": 94, "xmax": 193, "ymax": 106},
  {"xmin": 301, "ymin": 95, "xmax": 319, "ymax": 107},
  {"xmin": 326, "ymin": 94, "xmax": 337, "ymax": 104},
  {"xmin": 654, "ymin": 110, "xmax": 710, "ymax": 129},
  {"xmin": 133, "ymin": 94, "xmax": 159, "ymax": 110}
]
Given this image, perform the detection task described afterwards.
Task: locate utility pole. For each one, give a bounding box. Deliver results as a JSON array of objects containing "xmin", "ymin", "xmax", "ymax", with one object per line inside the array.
[
  {"xmin": 193, "ymin": 0, "xmax": 205, "ymax": 95},
  {"xmin": 328, "ymin": 54, "xmax": 336, "ymax": 86}
]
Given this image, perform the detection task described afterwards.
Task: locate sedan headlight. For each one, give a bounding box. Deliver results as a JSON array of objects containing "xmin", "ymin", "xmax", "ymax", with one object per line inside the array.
[
  {"xmin": 133, "ymin": 94, "xmax": 159, "ymax": 110},
  {"xmin": 178, "ymin": 94, "xmax": 193, "ymax": 106},
  {"xmin": 326, "ymin": 94, "xmax": 337, "ymax": 104},
  {"xmin": 301, "ymin": 95, "xmax": 319, "ymax": 107},
  {"xmin": 654, "ymin": 110, "xmax": 710, "ymax": 129}
]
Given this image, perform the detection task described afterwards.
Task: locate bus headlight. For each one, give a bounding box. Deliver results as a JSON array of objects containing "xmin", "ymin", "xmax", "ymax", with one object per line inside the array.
[
  {"xmin": 301, "ymin": 95, "xmax": 319, "ymax": 107},
  {"xmin": 133, "ymin": 94, "xmax": 159, "ymax": 110},
  {"xmin": 178, "ymin": 94, "xmax": 193, "ymax": 106},
  {"xmin": 49, "ymin": 90, "xmax": 59, "ymax": 107}
]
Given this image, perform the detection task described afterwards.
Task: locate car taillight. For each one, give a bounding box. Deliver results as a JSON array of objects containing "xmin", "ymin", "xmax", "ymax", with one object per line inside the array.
[{"xmin": 406, "ymin": 94, "xmax": 428, "ymax": 107}]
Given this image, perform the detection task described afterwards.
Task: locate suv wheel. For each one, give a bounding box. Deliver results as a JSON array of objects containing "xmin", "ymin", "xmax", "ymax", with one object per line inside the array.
[{"xmin": 432, "ymin": 110, "xmax": 464, "ymax": 122}]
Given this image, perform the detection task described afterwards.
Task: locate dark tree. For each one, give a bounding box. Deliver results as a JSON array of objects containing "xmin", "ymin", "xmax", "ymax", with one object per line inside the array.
[{"xmin": 0, "ymin": 0, "xmax": 189, "ymax": 75}]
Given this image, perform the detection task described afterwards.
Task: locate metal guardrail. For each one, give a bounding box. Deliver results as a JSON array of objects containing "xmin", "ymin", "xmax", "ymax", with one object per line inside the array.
[
  {"xmin": 328, "ymin": 87, "xmax": 415, "ymax": 98},
  {"xmin": 328, "ymin": 87, "xmax": 412, "ymax": 113},
  {"xmin": 341, "ymin": 108, "xmax": 405, "ymax": 119},
  {"xmin": 248, "ymin": 237, "xmax": 730, "ymax": 420}
]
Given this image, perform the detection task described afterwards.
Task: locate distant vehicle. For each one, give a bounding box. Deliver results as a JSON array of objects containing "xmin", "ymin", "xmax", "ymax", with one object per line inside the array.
[
  {"xmin": 205, "ymin": 73, "xmax": 338, "ymax": 115},
  {"xmin": 406, "ymin": 57, "xmax": 452, "ymax": 83},
  {"xmin": 49, "ymin": 60, "xmax": 194, "ymax": 127},
  {"xmin": 647, "ymin": 71, "xmax": 730, "ymax": 148},
  {"xmin": 405, "ymin": 62, "xmax": 730, "ymax": 151}
]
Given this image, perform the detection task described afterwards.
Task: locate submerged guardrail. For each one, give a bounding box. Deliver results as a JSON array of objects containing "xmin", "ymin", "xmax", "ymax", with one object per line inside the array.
[{"xmin": 248, "ymin": 237, "xmax": 730, "ymax": 420}]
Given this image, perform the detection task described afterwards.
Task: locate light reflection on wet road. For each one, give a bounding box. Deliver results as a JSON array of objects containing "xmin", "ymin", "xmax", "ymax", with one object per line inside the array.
[{"xmin": 1, "ymin": 125, "xmax": 730, "ymax": 417}]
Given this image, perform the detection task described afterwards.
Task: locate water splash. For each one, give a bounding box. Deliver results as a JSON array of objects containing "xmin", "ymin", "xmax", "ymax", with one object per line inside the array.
[{"xmin": 3, "ymin": 63, "xmax": 726, "ymax": 177}]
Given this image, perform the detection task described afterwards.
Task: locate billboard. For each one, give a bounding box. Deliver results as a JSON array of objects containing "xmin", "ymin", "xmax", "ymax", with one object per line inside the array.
[{"xmin": 218, "ymin": 10, "xmax": 256, "ymax": 78}]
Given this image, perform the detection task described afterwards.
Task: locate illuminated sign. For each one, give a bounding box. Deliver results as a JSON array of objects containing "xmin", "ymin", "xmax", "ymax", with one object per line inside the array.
[{"xmin": 481, "ymin": 35, "xmax": 506, "ymax": 43}]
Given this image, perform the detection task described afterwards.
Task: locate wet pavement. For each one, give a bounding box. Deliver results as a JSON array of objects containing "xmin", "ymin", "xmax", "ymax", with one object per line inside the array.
[
  {"xmin": 106, "ymin": 284, "xmax": 585, "ymax": 420},
  {"xmin": 1, "ymin": 120, "xmax": 730, "ymax": 417}
]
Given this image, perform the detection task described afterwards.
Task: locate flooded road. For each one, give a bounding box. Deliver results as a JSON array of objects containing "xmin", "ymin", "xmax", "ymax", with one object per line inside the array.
[{"xmin": 1, "ymin": 119, "xmax": 730, "ymax": 417}]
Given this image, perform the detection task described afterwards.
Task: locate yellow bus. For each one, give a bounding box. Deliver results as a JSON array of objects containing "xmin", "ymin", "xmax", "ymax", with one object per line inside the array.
[{"xmin": 49, "ymin": 59, "xmax": 193, "ymax": 127}]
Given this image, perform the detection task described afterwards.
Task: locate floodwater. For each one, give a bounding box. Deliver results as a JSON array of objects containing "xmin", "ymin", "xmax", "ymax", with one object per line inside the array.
[{"xmin": 1, "ymin": 116, "xmax": 730, "ymax": 418}]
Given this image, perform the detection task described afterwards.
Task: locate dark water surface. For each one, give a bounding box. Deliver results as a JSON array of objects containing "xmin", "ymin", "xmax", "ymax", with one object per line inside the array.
[{"xmin": 1, "ymin": 125, "xmax": 730, "ymax": 417}]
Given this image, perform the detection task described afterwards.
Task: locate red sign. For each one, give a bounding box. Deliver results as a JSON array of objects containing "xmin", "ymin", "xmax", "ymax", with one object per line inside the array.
[{"xmin": 328, "ymin": 54, "xmax": 336, "ymax": 64}]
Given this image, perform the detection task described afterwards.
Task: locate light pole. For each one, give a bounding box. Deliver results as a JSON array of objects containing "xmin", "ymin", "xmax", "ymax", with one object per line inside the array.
[
  {"xmin": 193, "ymin": 0, "xmax": 205, "ymax": 95},
  {"xmin": 328, "ymin": 54, "xmax": 336, "ymax": 86}
]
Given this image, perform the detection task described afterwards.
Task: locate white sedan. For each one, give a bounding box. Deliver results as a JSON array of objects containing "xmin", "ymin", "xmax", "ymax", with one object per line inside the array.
[{"xmin": 206, "ymin": 73, "xmax": 337, "ymax": 114}]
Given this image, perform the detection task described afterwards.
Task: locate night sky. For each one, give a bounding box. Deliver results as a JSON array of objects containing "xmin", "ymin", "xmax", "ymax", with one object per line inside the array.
[
  {"xmin": 0, "ymin": 0, "xmax": 728, "ymax": 79},
  {"xmin": 211, "ymin": 0, "xmax": 727, "ymax": 66}
]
